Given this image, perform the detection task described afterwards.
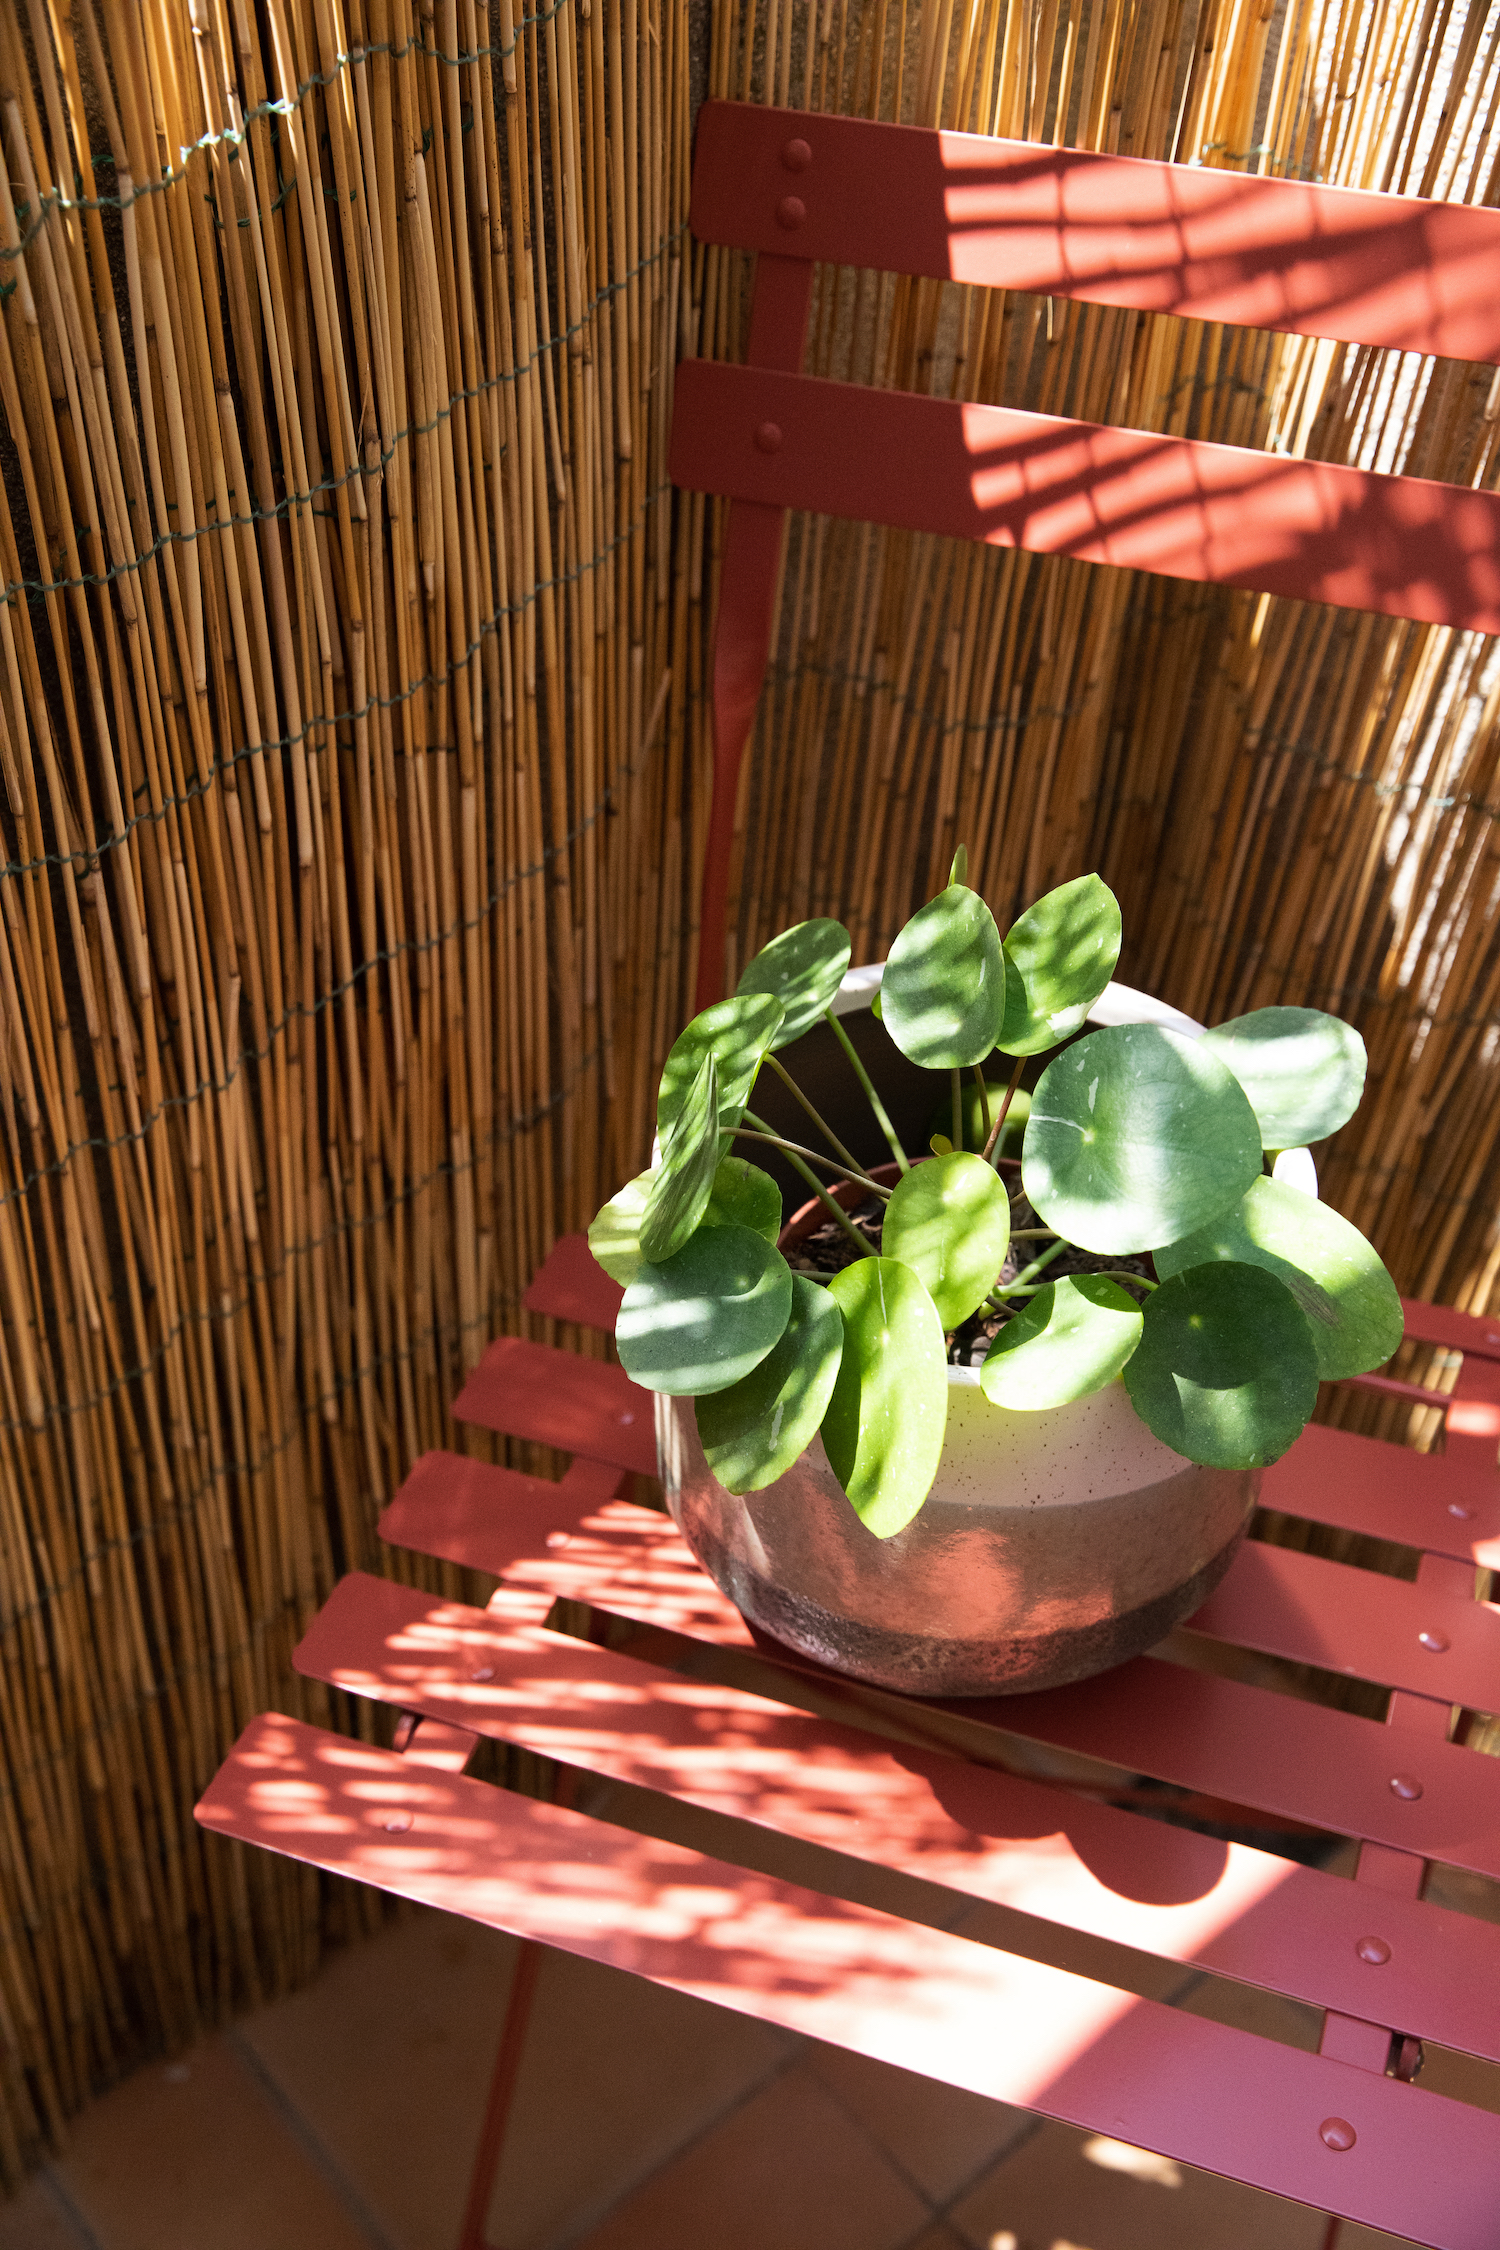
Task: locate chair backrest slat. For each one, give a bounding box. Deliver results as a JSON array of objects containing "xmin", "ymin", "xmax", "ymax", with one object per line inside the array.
[{"xmin": 692, "ymin": 100, "xmax": 1500, "ymax": 367}]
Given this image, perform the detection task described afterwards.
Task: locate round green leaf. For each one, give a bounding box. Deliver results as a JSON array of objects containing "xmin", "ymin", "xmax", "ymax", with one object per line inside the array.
[
  {"xmin": 999, "ymin": 874, "xmax": 1123, "ymax": 1056},
  {"xmin": 616, "ymin": 1223, "xmax": 794, "ymax": 1397},
  {"xmin": 1123, "ymin": 1261, "xmax": 1319, "ymax": 1469},
  {"xmin": 821, "ymin": 1258, "xmax": 948, "ymax": 1538},
  {"xmin": 640, "ymin": 1053, "xmax": 720, "ymax": 1263},
  {"xmin": 737, "ymin": 920, "xmax": 853, "ymax": 1049},
  {"xmin": 1154, "ymin": 1174, "xmax": 1402, "ymax": 1381},
  {"xmin": 881, "ymin": 886, "xmax": 1006, "ymax": 1070},
  {"xmin": 980, "ymin": 1275, "xmax": 1143, "ymax": 1410},
  {"xmin": 695, "ymin": 1275, "xmax": 845, "ymax": 1493},
  {"xmin": 927, "ymin": 1082, "xmax": 1030, "ymax": 1156},
  {"xmin": 588, "ymin": 1168, "xmax": 654, "ymax": 1287},
  {"xmin": 1023, "ymin": 1024, "xmax": 1262, "ymax": 1255},
  {"xmin": 701, "ymin": 1155, "xmax": 783, "ymax": 1245},
  {"xmin": 656, "ymin": 992, "xmax": 785, "ymax": 1143},
  {"xmin": 881, "ymin": 1153, "xmax": 1011, "ymax": 1329},
  {"xmin": 1198, "ymin": 1007, "xmax": 1367, "ymax": 1150}
]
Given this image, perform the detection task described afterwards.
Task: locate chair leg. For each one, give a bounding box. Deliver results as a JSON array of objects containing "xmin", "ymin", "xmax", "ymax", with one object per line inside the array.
[
  {"xmin": 1320, "ymin": 2214, "xmax": 1342, "ymax": 2250},
  {"xmin": 458, "ymin": 1938, "xmax": 544, "ymax": 2250}
]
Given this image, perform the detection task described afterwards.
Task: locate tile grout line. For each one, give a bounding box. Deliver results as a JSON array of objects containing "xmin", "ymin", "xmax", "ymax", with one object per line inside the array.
[
  {"xmin": 41, "ymin": 2169, "xmax": 108, "ymax": 2250},
  {"xmin": 549, "ymin": 2036, "xmax": 812, "ymax": 2250},
  {"xmin": 224, "ymin": 2027, "xmax": 406, "ymax": 2250}
]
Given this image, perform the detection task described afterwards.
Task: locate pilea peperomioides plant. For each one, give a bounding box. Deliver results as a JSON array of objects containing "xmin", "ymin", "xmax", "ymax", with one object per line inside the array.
[{"xmin": 589, "ymin": 854, "xmax": 1402, "ymax": 1540}]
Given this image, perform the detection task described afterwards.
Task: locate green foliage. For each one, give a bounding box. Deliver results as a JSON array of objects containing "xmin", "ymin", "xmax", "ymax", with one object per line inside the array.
[
  {"xmin": 657, "ymin": 993, "xmax": 784, "ymax": 1142},
  {"xmin": 821, "ymin": 1259, "xmax": 949, "ymax": 1537},
  {"xmin": 928, "ymin": 1082, "xmax": 1030, "ymax": 1156},
  {"xmin": 881, "ymin": 1152, "xmax": 1011, "ymax": 1328},
  {"xmin": 881, "ymin": 885, "xmax": 1006, "ymax": 1069},
  {"xmin": 1155, "ymin": 1174, "xmax": 1401, "ymax": 1381},
  {"xmin": 696, "ymin": 1275, "xmax": 844, "ymax": 1492},
  {"xmin": 1199, "ymin": 1007, "xmax": 1366, "ymax": 1149},
  {"xmin": 737, "ymin": 920, "xmax": 853, "ymax": 1049},
  {"xmin": 616, "ymin": 1223, "xmax": 794, "ymax": 1397},
  {"xmin": 587, "ymin": 1169, "xmax": 654, "ymax": 1287},
  {"xmin": 702, "ymin": 1155, "xmax": 783, "ymax": 1245},
  {"xmin": 1123, "ymin": 1261, "xmax": 1319, "ymax": 1468},
  {"xmin": 640, "ymin": 1054, "xmax": 720, "ymax": 1262},
  {"xmin": 599, "ymin": 845, "xmax": 1388, "ymax": 1524},
  {"xmin": 981, "ymin": 1276, "xmax": 1143, "ymax": 1410},
  {"xmin": 1023, "ymin": 1024, "xmax": 1262, "ymax": 1254},
  {"xmin": 999, "ymin": 875, "xmax": 1122, "ymax": 1056}
]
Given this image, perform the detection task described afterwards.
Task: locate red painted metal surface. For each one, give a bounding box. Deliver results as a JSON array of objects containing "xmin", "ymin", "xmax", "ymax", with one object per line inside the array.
[
  {"xmin": 1398, "ymin": 1299, "xmax": 1500, "ymax": 1359},
  {"xmin": 670, "ymin": 361, "xmax": 1500, "ymax": 636},
  {"xmin": 1185, "ymin": 1539, "xmax": 1500, "ymax": 1708},
  {"xmin": 298, "ymin": 1570, "xmax": 1500, "ymax": 2064},
  {"xmin": 690, "ymin": 103, "xmax": 1500, "ymax": 366},
  {"xmin": 198, "ymin": 1712, "xmax": 1500, "ymax": 2247},
  {"xmin": 522, "ymin": 1232, "xmax": 622, "ymax": 1332},
  {"xmin": 377, "ymin": 1450, "xmax": 626, "ymax": 1580},
  {"xmin": 451, "ymin": 1335, "xmax": 656, "ymax": 1477},
  {"xmin": 1263, "ymin": 1423, "xmax": 1500, "ymax": 1570}
]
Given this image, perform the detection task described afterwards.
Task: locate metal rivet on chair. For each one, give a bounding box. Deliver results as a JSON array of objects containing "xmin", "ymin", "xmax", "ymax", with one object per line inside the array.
[
  {"xmin": 1417, "ymin": 1628, "xmax": 1450, "ymax": 1652},
  {"xmin": 546, "ymin": 1530, "xmax": 571, "ymax": 1550},
  {"xmin": 1389, "ymin": 1773, "xmax": 1423, "ymax": 1800},
  {"xmin": 1355, "ymin": 1935, "xmax": 1391, "ymax": 1965},
  {"xmin": 755, "ymin": 422, "xmax": 783, "ymax": 454},
  {"xmin": 383, "ymin": 1810, "xmax": 413, "ymax": 1834},
  {"xmin": 1319, "ymin": 2119, "xmax": 1357, "ymax": 2152},
  {"xmin": 776, "ymin": 194, "xmax": 807, "ymax": 229},
  {"xmin": 781, "ymin": 137, "xmax": 812, "ymax": 172},
  {"xmin": 1447, "ymin": 1502, "xmax": 1475, "ymax": 1519},
  {"xmin": 471, "ymin": 1665, "xmax": 496, "ymax": 1682}
]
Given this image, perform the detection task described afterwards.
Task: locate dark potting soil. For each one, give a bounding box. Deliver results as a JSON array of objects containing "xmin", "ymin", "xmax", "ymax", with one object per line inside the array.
[{"xmin": 783, "ymin": 1183, "xmax": 1156, "ymax": 1366}]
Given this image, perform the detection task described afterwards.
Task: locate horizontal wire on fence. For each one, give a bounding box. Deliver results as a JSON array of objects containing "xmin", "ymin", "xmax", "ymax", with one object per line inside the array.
[
  {"xmin": 0, "ymin": 2, "xmax": 576, "ymax": 262},
  {"xmin": 0, "ymin": 474, "xmax": 674, "ymax": 890},
  {"xmin": 0, "ymin": 225, "xmax": 685, "ymax": 613},
  {"xmin": 0, "ymin": 567, "xmax": 672, "ymax": 1217}
]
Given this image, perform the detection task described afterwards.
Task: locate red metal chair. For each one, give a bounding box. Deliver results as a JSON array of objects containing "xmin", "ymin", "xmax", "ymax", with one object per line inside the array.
[{"xmin": 198, "ymin": 105, "xmax": 1500, "ymax": 2250}]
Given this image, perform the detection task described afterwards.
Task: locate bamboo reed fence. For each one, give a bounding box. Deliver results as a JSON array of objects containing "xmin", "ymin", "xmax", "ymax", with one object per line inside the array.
[{"xmin": 0, "ymin": 0, "xmax": 1497, "ymax": 2189}]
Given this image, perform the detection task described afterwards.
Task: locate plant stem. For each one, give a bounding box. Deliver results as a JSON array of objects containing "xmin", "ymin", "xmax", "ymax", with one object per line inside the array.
[
  {"xmin": 991, "ymin": 1234, "xmax": 1069, "ymax": 1301},
  {"xmin": 742, "ymin": 1110, "xmax": 877, "ymax": 1257},
  {"xmin": 982, "ymin": 1056, "xmax": 1027, "ymax": 1166},
  {"xmin": 1096, "ymin": 1271, "xmax": 1158, "ymax": 1291},
  {"xmin": 731, "ymin": 1127, "xmax": 890, "ymax": 1198},
  {"xmin": 825, "ymin": 1008, "xmax": 910, "ymax": 1174},
  {"xmin": 1008, "ymin": 1227, "xmax": 1057, "ymax": 1239},
  {"xmin": 972, "ymin": 1064, "xmax": 991, "ymax": 1146},
  {"xmin": 765, "ymin": 1053, "xmax": 867, "ymax": 1176},
  {"xmin": 951, "ymin": 1068, "xmax": 963, "ymax": 1152}
]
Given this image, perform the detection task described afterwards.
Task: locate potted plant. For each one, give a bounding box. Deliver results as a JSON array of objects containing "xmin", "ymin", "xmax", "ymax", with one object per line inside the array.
[{"xmin": 588, "ymin": 855, "xmax": 1401, "ymax": 1696}]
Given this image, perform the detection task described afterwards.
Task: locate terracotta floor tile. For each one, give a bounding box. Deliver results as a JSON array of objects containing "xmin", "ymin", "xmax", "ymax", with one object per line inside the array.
[
  {"xmin": 570, "ymin": 2058, "xmax": 932, "ymax": 2250},
  {"xmin": 49, "ymin": 2036, "xmax": 377, "ymax": 2250},
  {"xmin": 0, "ymin": 2173, "xmax": 91, "ymax": 2249},
  {"xmin": 487, "ymin": 1946, "xmax": 800, "ymax": 2250},
  {"xmin": 808, "ymin": 2039, "xmax": 1033, "ymax": 2205},
  {"xmin": 946, "ymin": 2117, "xmax": 1332, "ymax": 2250},
  {"xmin": 238, "ymin": 1905, "xmax": 522, "ymax": 2250}
]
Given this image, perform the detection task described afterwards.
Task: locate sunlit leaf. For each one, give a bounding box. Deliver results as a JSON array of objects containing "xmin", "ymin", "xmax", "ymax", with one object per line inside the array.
[
  {"xmin": 736, "ymin": 920, "xmax": 852, "ymax": 1050},
  {"xmin": 1271, "ymin": 1146, "xmax": 1319, "ymax": 1198},
  {"xmin": 1154, "ymin": 1174, "xmax": 1402, "ymax": 1381},
  {"xmin": 881, "ymin": 886, "xmax": 1006, "ymax": 1069},
  {"xmin": 1123, "ymin": 1260, "xmax": 1318, "ymax": 1468},
  {"xmin": 821, "ymin": 1258, "xmax": 948, "ymax": 1538},
  {"xmin": 980, "ymin": 1276, "xmax": 1143, "ymax": 1409},
  {"xmin": 701, "ymin": 1155, "xmax": 783, "ymax": 1246},
  {"xmin": 881, "ymin": 1153, "xmax": 1011, "ymax": 1329},
  {"xmin": 656, "ymin": 993, "xmax": 785, "ymax": 1143},
  {"xmin": 616, "ymin": 1222, "xmax": 794, "ymax": 1397},
  {"xmin": 696, "ymin": 1275, "xmax": 844, "ymax": 1492},
  {"xmin": 950, "ymin": 844, "xmax": 969, "ymax": 886},
  {"xmin": 587, "ymin": 1168, "xmax": 655, "ymax": 1287},
  {"xmin": 1199, "ymin": 1007, "xmax": 1366, "ymax": 1150},
  {"xmin": 998, "ymin": 874, "xmax": 1122, "ymax": 1057},
  {"xmin": 1023, "ymin": 1024, "xmax": 1261, "ymax": 1254},
  {"xmin": 640, "ymin": 1054, "xmax": 720, "ymax": 1262}
]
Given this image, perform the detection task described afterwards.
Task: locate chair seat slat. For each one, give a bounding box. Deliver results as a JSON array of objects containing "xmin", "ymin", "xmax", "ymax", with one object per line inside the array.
[
  {"xmin": 296, "ymin": 1571, "xmax": 1500, "ymax": 2064},
  {"xmin": 451, "ymin": 1336, "xmax": 656, "ymax": 1477},
  {"xmin": 195, "ymin": 1712, "xmax": 1500, "ymax": 2247}
]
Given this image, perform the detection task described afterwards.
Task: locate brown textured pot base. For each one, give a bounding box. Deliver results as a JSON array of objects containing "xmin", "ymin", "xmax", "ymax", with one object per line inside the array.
[{"xmin": 684, "ymin": 1516, "xmax": 1248, "ymax": 1697}]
